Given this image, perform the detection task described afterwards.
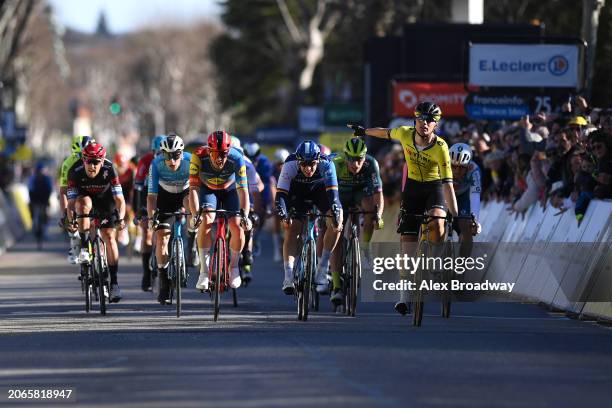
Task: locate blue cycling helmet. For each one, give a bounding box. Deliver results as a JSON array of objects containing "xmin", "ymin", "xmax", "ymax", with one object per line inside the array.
[
  {"xmin": 151, "ymin": 135, "xmax": 167, "ymax": 152},
  {"xmin": 295, "ymin": 140, "xmax": 321, "ymax": 162}
]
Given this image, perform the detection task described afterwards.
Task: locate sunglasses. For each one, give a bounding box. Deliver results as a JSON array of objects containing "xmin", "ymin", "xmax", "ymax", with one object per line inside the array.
[
  {"xmin": 416, "ymin": 115, "xmax": 438, "ymax": 124},
  {"xmin": 84, "ymin": 158, "xmax": 102, "ymax": 165},
  {"xmin": 210, "ymin": 150, "xmax": 229, "ymax": 159},
  {"xmin": 346, "ymin": 156, "xmax": 365, "ymax": 163},
  {"xmin": 299, "ymin": 160, "xmax": 317, "ymax": 167},
  {"xmin": 163, "ymin": 151, "xmax": 182, "ymax": 161}
]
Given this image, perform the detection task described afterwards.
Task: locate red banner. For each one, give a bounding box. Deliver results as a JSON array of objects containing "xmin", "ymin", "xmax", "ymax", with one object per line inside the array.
[{"xmin": 392, "ymin": 82, "xmax": 471, "ymax": 118}]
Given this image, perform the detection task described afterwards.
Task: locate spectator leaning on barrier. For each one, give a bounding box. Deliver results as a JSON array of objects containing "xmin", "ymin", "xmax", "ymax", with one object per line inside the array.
[{"xmin": 590, "ymin": 130, "xmax": 612, "ymax": 199}]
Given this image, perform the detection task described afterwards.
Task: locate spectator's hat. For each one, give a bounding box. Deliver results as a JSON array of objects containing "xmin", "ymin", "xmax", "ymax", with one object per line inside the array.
[
  {"xmin": 549, "ymin": 180, "xmax": 565, "ymax": 196},
  {"xmin": 568, "ymin": 116, "xmax": 588, "ymax": 127}
]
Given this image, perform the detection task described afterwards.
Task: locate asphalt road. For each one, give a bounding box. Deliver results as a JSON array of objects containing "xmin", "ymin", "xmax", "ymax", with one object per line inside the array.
[{"xmin": 1, "ymin": 224, "xmax": 612, "ymax": 408}]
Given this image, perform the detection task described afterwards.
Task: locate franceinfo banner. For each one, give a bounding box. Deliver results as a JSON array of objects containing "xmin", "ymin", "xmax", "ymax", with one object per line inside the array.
[
  {"xmin": 361, "ymin": 242, "xmax": 610, "ymax": 303},
  {"xmin": 469, "ymin": 44, "xmax": 580, "ymax": 88}
]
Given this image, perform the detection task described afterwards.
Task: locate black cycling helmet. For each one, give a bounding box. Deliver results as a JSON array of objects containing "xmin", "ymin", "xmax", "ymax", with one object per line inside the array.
[{"xmin": 414, "ymin": 101, "xmax": 442, "ymax": 122}]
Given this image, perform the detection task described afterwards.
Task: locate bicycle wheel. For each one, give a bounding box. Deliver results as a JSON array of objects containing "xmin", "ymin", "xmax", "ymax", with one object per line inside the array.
[
  {"xmin": 411, "ymin": 239, "xmax": 428, "ymax": 327},
  {"xmin": 441, "ymin": 238, "xmax": 454, "ymax": 318},
  {"xmin": 349, "ymin": 236, "xmax": 361, "ymax": 317},
  {"xmin": 174, "ymin": 238, "xmax": 184, "ymax": 317},
  {"xmin": 212, "ymin": 237, "xmax": 225, "ymax": 322},
  {"xmin": 302, "ymin": 240, "xmax": 316, "ymax": 321},
  {"xmin": 296, "ymin": 252, "xmax": 305, "ymax": 320},
  {"xmin": 93, "ymin": 239, "xmax": 107, "ymax": 316},
  {"xmin": 83, "ymin": 264, "xmax": 91, "ymax": 313}
]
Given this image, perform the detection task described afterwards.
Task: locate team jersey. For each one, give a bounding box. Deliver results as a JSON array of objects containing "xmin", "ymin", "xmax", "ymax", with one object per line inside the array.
[
  {"xmin": 244, "ymin": 156, "xmax": 262, "ymax": 193},
  {"xmin": 189, "ymin": 146, "xmax": 247, "ymax": 190},
  {"xmin": 148, "ymin": 152, "xmax": 192, "ymax": 194},
  {"xmin": 332, "ymin": 153, "xmax": 382, "ymax": 196},
  {"xmin": 390, "ymin": 126, "xmax": 452, "ymax": 183},
  {"xmin": 59, "ymin": 154, "xmax": 81, "ymax": 188},
  {"xmin": 134, "ymin": 151, "xmax": 155, "ymax": 192},
  {"xmin": 453, "ymin": 161, "xmax": 482, "ymax": 218},
  {"xmin": 67, "ymin": 159, "xmax": 123, "ymax": 200},
  {"xmin": 276, "ymin": 154, "xmax": 338, "ymax": 193}
]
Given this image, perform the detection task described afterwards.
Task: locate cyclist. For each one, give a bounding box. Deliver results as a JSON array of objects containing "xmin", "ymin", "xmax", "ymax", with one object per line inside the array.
[
  {"xmin": 188, "ymin": 130, "xmax": 252, "ymax": 291},
  {"xmin": 146, "ymin": 134, "xmax": 192, "ymax": 304},
  {"xmin": 271, "ymin": 148, "xmax": 290, "ymax": 262},
  {"xmin": 449, "ymin": 143, "xmax": 482, "ymax": 257},
  {"xmin": 243, "ymin": 142, "xmax": 273, "ymax": 255},
  {"xmin": 327, "ymin": 137, "xmax": 384, "ymax": 306},
  {"xmin": 349, "ymin": 101, "xmax": 458, "ymax": 315},
  {"xmin": 66, "ymin": 142, "xmax": 127, "ymax": 303},
  {"xmin": 275, "ymin": 140, "xmax": 343, "ymax": 295},
  {"xmin": 114, "ymin": 152, "xmax": 135, "ymax": 247},
  {"xmin": 134, "ymin": 135, "xmax": 166, "ymax": 291},
  {"xmin": 28, "ymin": 161, "xmax": 54, "ymax": 247},
  {"xmin": 231, "ymin": 136, "xmax": 263, "ymax": 283},
  {"xmin": 59, "ymin": 135, "xmax": 94, "ymax": 263}
]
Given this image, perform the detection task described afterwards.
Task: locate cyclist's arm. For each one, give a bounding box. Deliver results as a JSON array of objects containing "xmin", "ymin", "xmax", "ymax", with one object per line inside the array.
[
  {"xmin": 235, "ymin": 158, "xmax": 250, "ymax": 217},
  {"xmin": 322, "ymin": 160, "xmax": 341, "ymax": 208},
  {"xmin": 274, "ymin": 161, "xmax": 295, "ymax": 217},
  {"xmin": 469, "ymin": 167, "xmax": 482, "ymax": 220},
  {"xmin": 369, "ymin": 157, "xmax": 384, "ymax": 216},
  {"xmin": 443, "ymin": 183, "xmax": 458, "ymax": 217},
  {"xmin": 363, "ymin": 128, "xmax": 392, "ymax": 139},
  {"xmin": 188, "ymin": 154, "xmax": 202, "ymax": 215},
  {"xmin": 110, "ymin": 169, "xmax": 126, "ymax": 221}
]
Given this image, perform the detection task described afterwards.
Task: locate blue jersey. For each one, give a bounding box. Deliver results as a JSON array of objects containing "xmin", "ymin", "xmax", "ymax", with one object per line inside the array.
[
  {"xmin": 252, "ymin": 154, "xmax": 272, "ymax": 202},
  {"xmin": 276, "ymin": 154, "xmax": 338, "ymax": 192},
  {"xmin": 148, "ymin": 152, "xmax": 192, "ymax": 194}
]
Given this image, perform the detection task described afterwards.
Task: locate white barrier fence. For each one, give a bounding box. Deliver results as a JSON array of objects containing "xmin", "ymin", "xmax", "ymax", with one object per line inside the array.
[{"xmin": 372, "ymin": 198, "xmax": 612, "ymax": 321}]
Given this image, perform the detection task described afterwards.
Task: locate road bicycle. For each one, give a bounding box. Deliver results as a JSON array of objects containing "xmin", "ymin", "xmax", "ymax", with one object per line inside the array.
[
  {"xmin": 335, "ymin": 208, "xmax": 378, "ymax": 317},
  {"xmin": 74, "ymin": 212, "xmax": 113, "ymax": 315},
  {"xmin": 153, "ymin": 210, "xmax": 190, "ymax": 317},
  {"xmin": 195, "ymin": 207, "xmax": 245, "ymax": 322}
]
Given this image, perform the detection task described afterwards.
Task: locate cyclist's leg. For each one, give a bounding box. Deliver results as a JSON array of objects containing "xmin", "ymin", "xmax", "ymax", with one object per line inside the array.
[
  {"xmin": 99, "ymin": 208, "xmax": 121, "ymax": 302},
  {"xmin": 139, "ymin": 197, "xmax": 154, "ymax": 290},
  {"xmin": 75, "ymin": 195, "xmax": 93, "ymax": 263},
  {"xmin": 195, "ymin": 187, "xmax": 216, "ymax": 290},
  {"xmin": 359, "ymin": 193, "xmax": 375, "ymax": 262},
  {"xmin": 314, "ymin": 184, "xmax": 341, "ymax": 290},
  {"xmin": 455, "ymin": 191, "xmax": 473, "ymax": 258},
  {"xmin": 223, "ymin": 189, "xmax": 244, "ymax": 288}
]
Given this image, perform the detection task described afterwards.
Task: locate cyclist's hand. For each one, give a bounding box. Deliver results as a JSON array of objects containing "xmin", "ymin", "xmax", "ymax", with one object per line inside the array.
[
  {"xmin": 116, "ymin": 218, "xmax": 126, "ymax": 231},
  {"xmin": 331, "ymin": 204, "xmax": 342, "ymax": 232},
  {"xmin": 148, "ymin": 218, "xmax": 158, "ymax": 230},
  {"xmin": 66, "ymin": 220, "xmax": 78, "ymax": 233},
  {"xmin": 347, "ymin": 124, "xmax": 365, "ymax": 137},
  {"xmin": 241, "ymin": 215, "xmax": 253, "ymax": 232}
]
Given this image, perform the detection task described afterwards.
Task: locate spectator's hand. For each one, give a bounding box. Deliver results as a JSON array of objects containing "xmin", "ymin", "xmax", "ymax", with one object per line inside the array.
[
  {"xmin": 575, "ymin": 96, "xmax": 588, "ymax": 111},
  {"xmin": 520, "ymin": 115, "xmax": 532, "ymax": 131},
  {"xmin": 597, "ymin": 172, "xmax": 611, "ymax": 185},
  {"xmin": 561, "ymin": 101, "xmax": 572, "ymax": 113}
]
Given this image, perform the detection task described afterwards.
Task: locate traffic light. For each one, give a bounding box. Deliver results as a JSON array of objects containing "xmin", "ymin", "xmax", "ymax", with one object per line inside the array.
[{"xmin": 109, "ymin": 96, "xmax": 122, "ymax": 115}]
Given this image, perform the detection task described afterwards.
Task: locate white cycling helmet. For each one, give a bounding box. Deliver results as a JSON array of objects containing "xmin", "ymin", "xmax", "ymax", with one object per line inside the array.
[
  {"xmin": 230, "ymin": 136, "xmax": 241, "ymax": 149},
  {"xmin": 449, "ymin": 143, "xmax": 472, "ymax": 166},
  {"xmin": 244, "ymin": 142, "xmax": 260, "ymax": 158},
  {"xmin": 160, "ymin": 133, "xmax": 184, "ymax": 153},
  {"xmin": 274, "ymin": 148, "xmax": 290, "ymax": 163}
]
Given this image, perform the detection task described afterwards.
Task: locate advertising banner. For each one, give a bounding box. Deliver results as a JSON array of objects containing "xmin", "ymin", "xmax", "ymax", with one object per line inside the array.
[
  {"xmin": 469, "ymin": 44, "xmax": 580, "ymax": 88},
  {"xmin": 392, "ymin": 82, "xmax": 469, "ymax": 117}
]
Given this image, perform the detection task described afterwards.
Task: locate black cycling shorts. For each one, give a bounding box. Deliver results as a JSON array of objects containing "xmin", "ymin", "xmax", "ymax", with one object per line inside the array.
[
  {"xmin": 398, "ymin": 179, "xmax": 446, "ymax": 236},
  {"xmin": 77, "ymin": 193, "xmax": 118, "ymax": 229},
  {"xmin": 156, "ymin": 188, "xmax": 188, "ymax": 230}
]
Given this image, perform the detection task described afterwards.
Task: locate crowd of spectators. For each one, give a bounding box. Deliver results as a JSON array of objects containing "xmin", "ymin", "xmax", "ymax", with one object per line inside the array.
[{"xmin": 376, "ymin": 95, "xmax": 612, "ymax": 224}]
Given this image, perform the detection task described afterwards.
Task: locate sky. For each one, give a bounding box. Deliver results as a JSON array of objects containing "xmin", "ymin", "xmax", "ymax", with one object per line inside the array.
[{"xmin": 48, "ymin": 0, "xmax": 221, "ymax": 34}]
